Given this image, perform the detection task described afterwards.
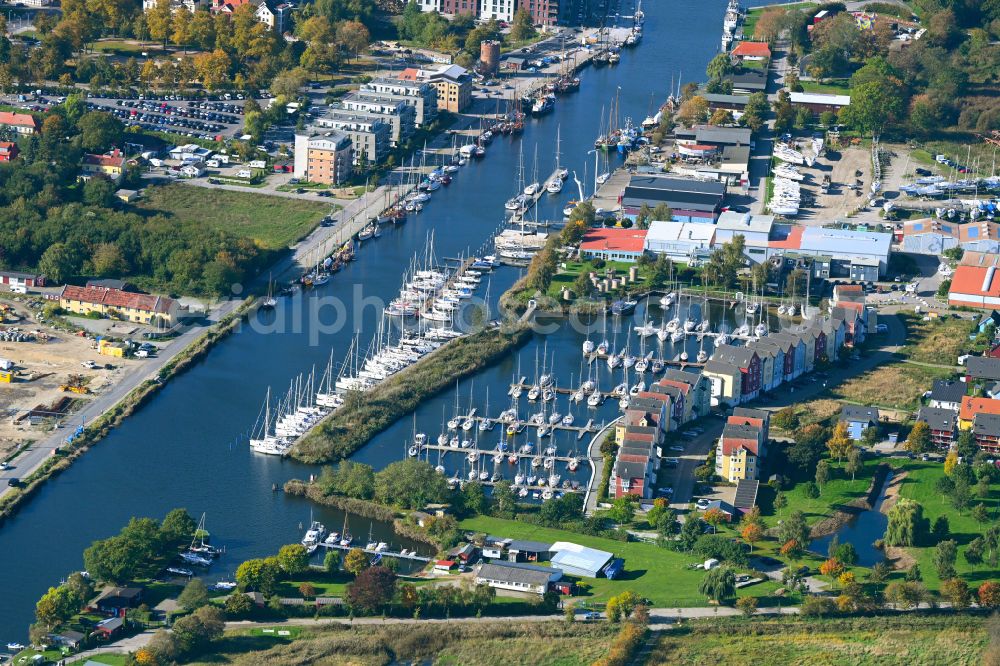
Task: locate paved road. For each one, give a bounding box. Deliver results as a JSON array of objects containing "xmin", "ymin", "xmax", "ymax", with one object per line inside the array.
[{"xmin": 0, "ymin": 299, "xmax": 242, "ymax": 496}]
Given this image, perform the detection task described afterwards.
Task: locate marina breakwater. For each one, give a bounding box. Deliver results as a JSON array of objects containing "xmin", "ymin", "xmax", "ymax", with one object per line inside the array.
[{"xmin": 293, "ymin": 324, "xmax": 533, "ymax": 464}]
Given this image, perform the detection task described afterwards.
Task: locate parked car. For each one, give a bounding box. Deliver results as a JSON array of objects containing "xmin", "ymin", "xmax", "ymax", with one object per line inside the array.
[
  {"xmin": 583, "ymin": 612, "xmax": 602, "ymax": 621},
  {"xmin": 695, "ymin": 498, "xmax": 711, "ymax": 510}
]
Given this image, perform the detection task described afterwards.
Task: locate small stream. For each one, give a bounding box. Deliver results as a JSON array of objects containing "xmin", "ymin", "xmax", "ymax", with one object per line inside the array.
[{"xmin": 810, "ymin": 470, "xmax": 893, "ymax": 567}]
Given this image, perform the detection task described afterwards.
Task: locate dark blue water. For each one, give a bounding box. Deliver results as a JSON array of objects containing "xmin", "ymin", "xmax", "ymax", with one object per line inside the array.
[
  {"xmin": 0, "ymin": 0, "xmax": 752, "ymax": 636},
  {"xmin": 811, "ymin": 472, "xmax": 893, "ymax": 567}
]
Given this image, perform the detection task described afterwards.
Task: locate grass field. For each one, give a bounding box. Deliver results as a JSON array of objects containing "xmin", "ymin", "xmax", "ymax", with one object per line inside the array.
[
  {"xmin": 199, "ymin": 622, "xmax": 618, "ymax": 666},
  {"xmin": 648, "ymin": 615, "xmax": 988, "ymax": 665},
  {"xmin": 548, "ymin": 259, "xmax": 655, "ymax": 300},
  {"xmin": 766, "ymin": 457, "xmax": 880, "ymax": 529},
  {"xmin": 459, "ymin": 516, "xmax": 795, "ymax": 608},
  {"xmin": 90, "ymin": 40, "xmax": 151, "ymax": 54},
  {"xmin": 830, "ymin": 362, "xmax": 952, "ymax": 411},
  {"xmin": 897, "ymin": 312, "xmax": 973, "ymax": 366},
  {"xmin": 893, "ymin": 460, "xmax": 1000, "ymax": 591},
  {"xmin": 800, "ymin": 79, "xmax": 851, "ymax": 95},
  {"xmin": 137, "ymin": 184, "xmax": 331, "ymax": 249}
]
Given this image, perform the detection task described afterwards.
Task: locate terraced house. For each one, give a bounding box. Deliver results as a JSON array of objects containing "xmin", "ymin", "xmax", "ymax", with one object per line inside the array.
[{"xmin": 59, "ymin": 285, "xmax": 181, "ymax": 326}]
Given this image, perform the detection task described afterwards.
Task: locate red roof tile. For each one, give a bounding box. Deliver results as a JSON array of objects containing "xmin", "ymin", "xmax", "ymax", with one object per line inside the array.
[
  {"xmin": 959, "ymin": 396, "xmax": 1000, "ymax": 422},
  {"xmin": 60, "ymin": 285, "xmax": 175, "ymax": 314},
  {"xmin": 580, "ymin": 228, "xmax": 648, "ymax": 253},
  {"xmin": 0, "ymin": 111, "xmax": 38, "ymax": 129},
  {"xmin": 950, "ymin": 265, "xmax": 1000, "ymax": 300},
  {"xmin": 731, "ymin": 41, "xmax": 771, "ymax": 58},
  {"xmin": 768, "ymin": 225, "xmax": 804, "ymax": 250}
]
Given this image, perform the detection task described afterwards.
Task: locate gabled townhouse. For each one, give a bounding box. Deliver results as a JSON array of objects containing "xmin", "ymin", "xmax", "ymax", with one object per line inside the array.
[
  {"xmin": 661, "ymin": 368, "xmax": 711, "ymax": 418},
  {"xmin": 973, "ymin": 412, "xmax": 1000, "ymax": 455},
  {"xmin": 839, "ymin": 405, "xmax": 879, "ymax": 440},
  {"xmin": 916, "ymin": 406, "xmax": 957, "ymax": 447},
  {"xmin": 715, "ymin": 410, "xmax": 768, "ymax": 483},
  {"xmin": 649, "ymin": 382, "xmax": 685, "ymax": 428},
  {"xmin": 702, "ymin": 359, "xmax": 743, "ymax": 407},
  {"xmin": 612, "ymin": 426, "xmax": 660, "ymax": 499},
  {"xmin": 768, "ymin": 331, "xmax": 807, "ymax": 380},
  {"xmin": 966, "ymin": 356, "xmax": 1000, "ymax": 385},
  {"xmin": 928, "ymin": 379, "xmax": 966, "ymax": 412},
  {"xmin": 711, "ymin": 344, "xmax": 762, "ymax": 402},
  {"xmin": 794, "ymin": 326, "xmax": 819, "ymax": 373},
  {"xmin": 820, "ymin": 314, "xmax": 846, "ymax": 361},
  {"xmin": 630, "ymin": 394, "xmax": 671, "ymax": 438},
  {"xmin": 746, "ymin": 338, "xmax": 783, "ymax": 391},
  {"xmin": 958, "ymin": 395, "xmax": 1000, "ymax": 430},
  {"xmin": 830, "ymin": 305, "xmax": 867, "ymax": 347}
]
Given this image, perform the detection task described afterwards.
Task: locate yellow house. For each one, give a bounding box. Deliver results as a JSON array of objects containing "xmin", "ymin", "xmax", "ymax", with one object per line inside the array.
[
  {"xmin": 60, "ymin": 285, "xmax": 179, "ymax": 326},
  {"xmin": 714, "ymin": 419, "xmax": 765, "ymax": 483},
  {"xmin": 81, "ymin": 151, "xmax": 126, "ymax": 183}
]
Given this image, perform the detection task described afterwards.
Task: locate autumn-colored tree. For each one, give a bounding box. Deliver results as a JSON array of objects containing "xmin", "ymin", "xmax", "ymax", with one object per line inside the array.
[
  {"xmin": 905, "ymin": 421, "xmax": 932, "ymax": 454},
  {"xmin": 741, "ymin": 522, "xmax": 764, "ymax": 553},
  {"xmin": 826, "ymin": 422, "xmax": 853, "ymax": 462},
  {"xmin": 780, "ymin": 538, "xmax": 803, "ymax": 560},
  {"xmin": 940, "ymin": 577, "xmax": 972, "ymax": 609},
  {"xmin": 754, "ymin": 7, "xmax": 786, "ymax": 42},
  {"xmin": 346, "ymin": 566, "xmax": 397, "ymax": 615},
  {"xmin": 979, "ymin": 581, "xmax": 1000, "ymax": 609},
  {"xmin": 336, "ymin": 20, "xmax": 370, "ymax": 61},
  {"xmin": 134, "ymin": 647, "xmax": 157, "ymax": 665},
  {"xmin": 944, "ymin": 450, "xmax": 959, "ymax": 476},
  {"xmin": 735, "ymin": 596, "xmax": 758, "ymax": 617},
  {"xmin": 702, "ymin": 507, "xmax": 726, "ymax": 533},
  {"xmin": 344, "ymin": 548, "xmax": 369, "ymax": 576},
  {"xmin": 676, "ymin": 96, "xmax": 709, "ymax": 127},
  {"xmin": 819, "ymin": 557, "xmax": 845, "ymax": 582},
  {"xmin": 709, "ymin": 109, "xmax": 734, "ymax": 126},
  {"xmin": 838, "ymin": 571, "xmax": 856, "ymax": 588},
  {"xmin": 298, "ymin": 582, "xmax": 316, "ymax": 599}
]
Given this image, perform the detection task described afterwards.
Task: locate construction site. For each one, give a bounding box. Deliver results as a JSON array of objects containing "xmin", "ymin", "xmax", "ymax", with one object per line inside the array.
[{"xmin": 0, "ymin": 297, "xmax": 124, "ymax": 460}]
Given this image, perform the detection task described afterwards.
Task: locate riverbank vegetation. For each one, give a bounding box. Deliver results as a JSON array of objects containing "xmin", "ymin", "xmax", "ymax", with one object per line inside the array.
[
  {"xmin": 294, "ymin": 324, "xmax": 531, "ymax": 463},
  {"xmin": 193, "ymin": 621, "xmax": 620, "ymax": 666},
  {"xmin": 649, "ymin": 614, "xmax": 990, "ymax": 665}
]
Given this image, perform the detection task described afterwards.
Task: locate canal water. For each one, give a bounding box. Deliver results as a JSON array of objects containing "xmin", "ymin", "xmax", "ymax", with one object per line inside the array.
[
  {"xmin": 0, "ymin": 0, "xmax": 768, "ymax": 636},
  {"xmin": 810, "ymin": 471, "xmax": 894, "ymax": 568}
]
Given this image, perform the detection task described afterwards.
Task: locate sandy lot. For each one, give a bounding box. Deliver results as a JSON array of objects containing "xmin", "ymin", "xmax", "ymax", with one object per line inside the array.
[
  {"xmin": 0, "ymin": 298, "xmax": 125, "ymax": 458},
  {"xmin": 794, "ymin": 145, "xmax": 873, "ymax": 223}
]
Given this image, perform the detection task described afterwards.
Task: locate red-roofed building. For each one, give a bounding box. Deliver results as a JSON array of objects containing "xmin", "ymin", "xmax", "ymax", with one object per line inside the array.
[
  {"xmin": 715, "ymin": 410, "xmax": 768, "ymax": 482},
  {"xmin": 730, "ymin": 41, "xmax": 771, "ymax": 61},
  {"xmin": 60, "ymin": 285, "xmax": 181, "ymax": 325},
  {"xmin": 958, "ymin": 395, "xmax": 1000, "ymax": 429},
  {"xmin": 82, "ymin": 150, "xmax": 126, "ymax": 182},
  {"xmin": 0, "ymin": 111, "xmax": 39, "ymax": 135},
  {"xmin": 580, "ymin": 228, "xmax": 648, "ymax": 263},
  {"xmin": 948, "ymin": 265, "xmax": 1000, "ymax": 309},
  {"xmin": 0, "ymin": 142, "xmax": 18, "ymax": 162}
]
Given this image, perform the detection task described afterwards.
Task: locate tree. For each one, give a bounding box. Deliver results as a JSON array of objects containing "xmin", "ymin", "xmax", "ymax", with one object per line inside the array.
[
  {"xmin": 374, "ymin": 459, "xmax": 449, "ymax": 509},
  {"xmin": 815, "ymin": 459, "xmax": 830, "ymax": 487},
  {"xmin": 609, "ymin": 495, "xmax": 637, "ymax": 524},
  {"xmin": 35, "ymin": 585, "xmax": 80, "ymax": 629},
  {"xmin": 774, "ymin": 409, "xmax": 799, "ymax": 433},
  {"xmin": 678, "ymin": 515, "xmax": 702, "ymax": 551},
  {"xmin": 235, "ymin": 557, "xmax": 282, "ymax": 596},
  {"xmin": 940, "ymin": 577, "xmax": 971, "ymax": 609},
  {"xmin": 741, "ymin": 522, "xmax": 764, "ymax": 553},
  {"xmin": 974, "ymin": 503, "xmax": 991, "ymax": 526},
  {"xmin": 802, "ymin": 481, "xmax": 820, "ymax": 499},
  {"xmin": 844, "ymin": 449, "xmax": 862, "ymax": 483},
  {"xmin": 336, "ymin": 20, "xmax": 369, "ymax": 60},
  {"xmin": 346, "ymin": 566, "xmax": 397, "ymax": 614},
  {"xmin": 800, "ymin": 594, "xmax": 837, "ymax": 617},
  {"xmin": 945, "ymin": 450, "xmax": 959, "ymax": 476},
  {"xmin": 676, "ymin": 96, "xmax": 709, "ymax": 127},
  {"xmin": 932, "ymin": 515, "xmax": 950, "ymax": 541},
  {"xmin": 323, "ymin": 549, "xmax": 341, "ymax": 573},
  {"xmin": 778, "ymin": 510, "xmax": 809, "ymax": 547},
  {"xmin": 172, "ymin": 605, "xmax": 224, "ymax": 656},
  {"xmin": 819, "ymin": 557, "xmax": 845, "ymax": 583},
  {"xmin": 774, "ymin": 493, "xmax": 788, "ymax": 510},
  {"xmin": 702, "ymin": 508, "xmax": 726, "ymax": 533},
  {"xmin": 699, "ymin": 566, "xmax": 737, "ymax": 604},
  {"xmin": 298, "ymin": 582, "xmax": 317, "ymax": 599},
  {"xmin": 77, "ymin": 111, "xmax": 123, "ymax": 152},
  {"xmin": 884, "ymin": 581, "xmax": 927, "ymax": 610},
  {"xmin": 933, "ymin": 539, "xmax": 958, "ymax": 579},
  {"xmin": 508, "ymin": 7, "xmax": 536, "ymax": 42},
  {"xmin": 735, "ymin": 595, "xmax": 758, "ymax": 617},
  {"xmin": 841, "ymin": 80, "xmax": 906, "ymax": 134},
  {"xmin": 277, "ymin": 543, "xmax": 309, "ymax": 576},
  {"xmin": 223, "ymin": 592, "xmax": 253, "ymax": 617},
  {"xmin": 344, "ymin": 547, "xmax": 369, "ymax": 576},
  {"xmin": 979, "ymin": 581, "xmax": 1000, "ymax": 609},
  {"xmin": 194, "ymin": 49, "xmax": 231, "ymax": 90},
  {"xmin": 833, "ymin": 542, "xmax": 857, "ymax": 567},
  {"xmin": 178, "ymin": 578, "xmax": 209, "ymax": 611},
  {"xmin": 780, "ymin": 538, "xmax": 803, "ymax": 561},
  {"xmin": 38, "ymin": 242, "xmax": 82, "ymax": 285},
  {"xmin": 905, "ymin": 421, "xmax": 932, "ymax": 454},
  {"xmin": 884, "ymin": 498, "xmax": 926, "ymax": 547},
  {"xmin": 147, "ymin": 0, "xmax": 172, "ymax": 45},
  {"xmin": 827, "ymin": 422, "xmax": 853, "ymax": 462}
]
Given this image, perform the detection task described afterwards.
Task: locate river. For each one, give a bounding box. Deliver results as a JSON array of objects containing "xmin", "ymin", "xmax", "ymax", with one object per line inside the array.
[{"xmin": 0, "ymin": 0, "xmax": 767, "ymax": 636}]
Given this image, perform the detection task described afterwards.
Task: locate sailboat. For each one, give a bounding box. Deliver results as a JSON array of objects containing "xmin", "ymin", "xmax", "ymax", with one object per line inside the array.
[
  {"xmin": 547, "ymin": 126, "xmax": 567, "ymax": 193},
  {"xmin": 261, "ymin": 274, "xmax": 277, "ymax": 309},
  {"xmin": 338, "ymin": 514, "xmax": 353, "ymax": 546}
]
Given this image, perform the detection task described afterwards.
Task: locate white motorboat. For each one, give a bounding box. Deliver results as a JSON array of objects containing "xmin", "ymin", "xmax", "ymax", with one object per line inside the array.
[
  {"xmin": 587, "ymin": 391, "xmax": 603, "ymax": 407},
  {"xmin": 562, "ymin": 414, "xmax": 575, "ymax": 426},
  {"xmin": 582, "ymin": 339, "xmax": 595, "ymax": 354}
]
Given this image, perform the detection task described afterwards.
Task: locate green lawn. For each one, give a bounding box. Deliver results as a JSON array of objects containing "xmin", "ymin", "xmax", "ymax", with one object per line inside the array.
[
  {"xmin": 549, "ymin": 259, "xmax": 659, "ymax": 300},
  {"xmin": 765, "ymin": 458, "xmax": 880, "ymax": 528},
  {"xmin": 90, "ymin": 40, "xmax": 151, "ymax": 54},
  {"xmin": 458, "ymin": 516, "xmax": 798, "ymax": 607},
  {"xmin": 800, "ymin": 79, "xmax": 851, "ymax": 95},
  {"xmin": 137, "ymin": 184, "xmax": 332, "ymax": 249},
  {"xmin": 893, "ymin": 460, "xmax": 1000, "ymax": 591},
  {"xmin": 274, "ymin": 571, "xmax": 352, "ymax": 598}
]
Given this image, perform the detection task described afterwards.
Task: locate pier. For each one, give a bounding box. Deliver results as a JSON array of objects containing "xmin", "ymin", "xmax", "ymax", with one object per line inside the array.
[
  {"xmin": 418, "ymin": 441, "xmax": 596, "ymax": 464},
  {"xmin": 312, "ymin": 541, "xmax": 432, "ymax": 563}
]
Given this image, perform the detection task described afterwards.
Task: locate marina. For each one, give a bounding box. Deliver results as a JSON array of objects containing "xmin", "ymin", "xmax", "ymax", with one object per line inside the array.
[{"xmin": 0, "ymin": 0, "xmax": 738, "ymax": 635}]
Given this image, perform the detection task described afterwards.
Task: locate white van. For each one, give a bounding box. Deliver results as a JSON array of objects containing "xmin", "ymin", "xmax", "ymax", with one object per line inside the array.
[{"xmin": 10, "ymin": 284, "xmax": 27, "ymax": 294}]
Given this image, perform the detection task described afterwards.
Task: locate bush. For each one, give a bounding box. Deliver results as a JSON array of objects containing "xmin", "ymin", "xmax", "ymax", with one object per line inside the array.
[{"xmin": 800, "ymin": 595, "xmax": 838, "ymax": 617}]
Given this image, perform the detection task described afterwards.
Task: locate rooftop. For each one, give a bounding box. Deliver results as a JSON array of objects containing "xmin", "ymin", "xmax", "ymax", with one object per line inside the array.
[
  {"xmin": 580, "ymin": 227, "xmax": 648, "ymax": 253},
  {"xmin": 959, "ymin": 395, "xmax": 1000, "ymax": 421},
  {"xmin": 840, "ymin": 405, "xmax": 879, "ymax": 423},
  {"xmin": 788, "ymin": 91, "xmax": 852, "ymax": 107},
  {"xmin": 645, "ymin": 220, "xmax": 716, "ymax": 244},
  {"xmin": 798, "ymin": 227, "xmax": 891, "ymax": 258},
  {"xmin": 949, "ymin": 265, "xmax": 1000, "ymax": 300},
  {"xmin": 716, "ymin": 211, "xmax": 775, "ymax": 233},
  {"xmin": 967, "ymin": 356, "xmax": 1000, "ymax": 381},
  {"xmin": 731, "ymin": 41, "xmax": 772, "ymax": 58},
  {"xmin": 476, "ymin": 561, "xmax": 560, "ymax": 586},
  {"xmin": 549, "ymin": 541, "xmax": 614, "ymax": 574},
  {"xmin": 917, "ymin": 406, "xmax": 956, "ymax": 432},
  {"xmin": 61, "ymin": 285, "xmax": 176, "ymax": 314},
  {"xmin": 974, "ymin": 412, "xmax": 1000, "ymax": 438},
  {"xmin": 930, "ymin": 379, "xmax": 967, "ymax": 404}
]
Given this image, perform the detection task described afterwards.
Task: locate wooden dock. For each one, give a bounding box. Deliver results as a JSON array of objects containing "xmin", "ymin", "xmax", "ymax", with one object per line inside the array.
[
  {"xmin": 418, "ymin": 441, "xmax": 595, "ymax": 465},
  {"xmin": 313, "ymin": 541, "xmax": 431, "ymax": 563}
]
